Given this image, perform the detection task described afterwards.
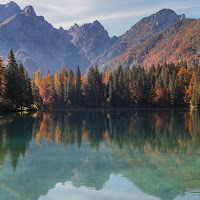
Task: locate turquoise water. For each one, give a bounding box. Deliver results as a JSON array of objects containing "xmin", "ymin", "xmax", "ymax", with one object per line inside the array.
[{"xmin": 0, "ymin": 109, "xmax": 200, "ymax": 200}]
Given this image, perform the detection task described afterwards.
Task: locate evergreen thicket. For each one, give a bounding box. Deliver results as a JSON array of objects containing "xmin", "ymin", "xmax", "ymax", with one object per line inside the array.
[
  {"xmin": 0, "ymin": 49, "xmax": 200, "ymax": 110},
  {"xmin": 1, "ymin": 49, "xmax": 33, "ymax": 110}
]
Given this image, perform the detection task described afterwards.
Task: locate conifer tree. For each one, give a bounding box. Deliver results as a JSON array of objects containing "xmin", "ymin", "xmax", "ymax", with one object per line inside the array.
[
  {"xmin": 108, "ymin": 74, "xmax": 114, "ymax": 106},
  {"xmin": 32, "ymin": 81, "xmax": 43, "ymax": 108},
  {"xmin": 18, "ymin": 63, "xmax": 26, "ymax": 109},
  {"xmin": 191, "ymin": 67, "xmax": 200, "ymax": 107},
  {"xmin": 63, "ymin": 69, "xmax": 69, "ymax": 103},
  {"xmin": 169, "ymin": 73, "xmax": 178, "ymax": 106},
  {"xmin": 6, "ymin": 49, "xmax": 19, "ymax": 108},
  {"xmin": 161, "ymin": 66, "xmax": 169, "ymax": 89},
  {"xmin": 191, "ymin": 80, "xmax": 199, "ymax": 107},
  {"xmin": 54, "ymin": 71, "xmax": 63, "ymax": 106},
  {"xmin": 25, "ymin": 71, "xmax": 33, "ymax": 106},
  {"xmin": 0, "ymin": 57, "xmax": 6, "ymax": 101},
  {"xmin": 75, "ymin": 66, "xmax": 83, "ymax": 106},
  {"xmin": 67, "ymin": 70, "xmax": 75, "ymax": 106}
]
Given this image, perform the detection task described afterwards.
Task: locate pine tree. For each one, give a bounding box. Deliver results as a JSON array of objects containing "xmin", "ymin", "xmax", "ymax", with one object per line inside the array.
[
  {"xmin": 32, "ymin": 81, "xmax": 43, "ymax": 108},
  {"xmin": 6, "ymin": 49, "xmax": 19, "ymax": 108},
  {"xmin": 75, "ymin": 66, "xmax": 83, "ymax": 106},
  {"xmin": 25, "ymin": 71, "xmax": 33, "ymax": 106},
  {"xmin": 18, "ymin": 63, "xmax": 26, "ymax": 109},
  {"xmin": 67, "ymin": 70, "xmax": 75, "ymax": 106},
  {"xmin": 63, "ymin": 69, "xmax": 69, "ymax": 103},
  {"xmin": 161, "ymin": 66, "xmax": 169, "ymax": 89},
  {"xmin": 118, "ymin": 65, "xmax": 125, "ymax": 105},
  {"xmin": 191, "ymin": 80, "xmax": 199, "ymax": 107},
  {"xmin": 85, "ymin": 65, "xmax": 103, "ymax": 107},
  {"xmin": 169, "ymin": 73, "xmax": 178, "ymax": 106},
  {"xmin": 0, "ymin": 57, "xmax": 6, "ymax": 101},
  {"xmin": 108, "ymin": 74, "xmax": 114, "ymax": 106},
  {"xmin": 191, "ymin": 67, "xmax": 200, "ymax": 107},
  {"xmin": 54, "ymin": 71, "xmax": 63, "ymax": 106}
]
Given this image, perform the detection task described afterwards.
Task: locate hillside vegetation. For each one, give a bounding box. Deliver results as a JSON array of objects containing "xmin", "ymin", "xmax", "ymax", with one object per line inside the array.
[{"xmin": 106, "ymin": 19, "xmax": 200, "ymax": 71}]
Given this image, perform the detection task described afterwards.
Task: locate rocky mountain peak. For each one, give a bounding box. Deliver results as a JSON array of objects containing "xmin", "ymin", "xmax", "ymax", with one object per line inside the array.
[
  {"xmin": 0, "ymin": 1, "xmax": 21, "ymax": 23},
  {"xmin": 68, "ymin": 23, "xmax": 79, "ymax": 33},
  {"xmin": 73, "ymin": 23, "xmax": 79, "ymax": 28},
  {"xmin": 157, "ymin": 8, "xmax": 176, "ymax": 14},
  {"xmin": 0, "ymin": 2, "xmax": 190, "ymax": 74},
  {"xmin": 68, "ymin": 20, "xmax": 113, "ymax": 62},
  {"xmin": 93, "ymin": 20, "xmax": 102, "ymax": 26},
  {"xmin": 180, "ymin": 14, "xmax": 186, "ymax": 19},
  {"xmin": 155, "ymin": 8, "xmax": 185, "ymax": 20},
  {"xmin": 23, "ymin": 6, "xmax": 36, "ymax": 17},
  {"xmin": 5, "ymin": 1, "xmax": 20, "ymax": 9},
  {"xmin": 152, "ymin": 9, "xmax": 186, "ymax": 33},
  {"xmin": 94, "ymin": 8, "xmax": 186, "ymax": 71}
]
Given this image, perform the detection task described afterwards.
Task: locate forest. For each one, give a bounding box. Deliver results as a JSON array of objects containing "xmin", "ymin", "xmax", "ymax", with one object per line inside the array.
[{"xmin": 0, "ymin": 49, "xmax": 200, "ymax": 110}]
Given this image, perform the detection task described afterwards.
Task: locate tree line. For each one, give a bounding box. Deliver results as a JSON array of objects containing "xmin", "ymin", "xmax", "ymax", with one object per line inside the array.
[
  {"xmin": 0, "ymin": 49, "xmax": 33, "ymax": 110},
  {"xmin": 0, "ymin": 49, "xmax": 200, "ymax": 109}
]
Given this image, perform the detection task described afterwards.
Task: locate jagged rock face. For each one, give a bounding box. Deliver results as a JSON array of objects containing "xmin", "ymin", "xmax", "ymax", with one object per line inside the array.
[
  {"xmin": 0, "ymin": 1, "xmax": 21, "ymax": 23},
  {"xmin": 150, "ymin": 9, "xmax": 185, "ymax": 33},
  {"xmin": 94, "ymin": 9, "xmax": 185, "ymax": 71},
  {"xmin": 120, "ymin": 9, "xmax": 184, "ymax": 46},
  {"xmin": 68, "ymin": 20, "xmax": 114, "ymax": 62},
  {"xmin": 0, "ymin": 2, "xmax": 186, "ymax": 74},
  {"xmin": 0, "ymin": 4, "xmax": 89, "ymax": 73}
]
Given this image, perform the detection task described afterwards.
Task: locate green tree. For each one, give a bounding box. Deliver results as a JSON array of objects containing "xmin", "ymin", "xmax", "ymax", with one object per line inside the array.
[
  {"xmin": 0, "ymin": 57, "xmax": 6, "ymax": 101},
  {"xmin": 191, "ymin": 67, "xmax": 200, "ymax": 107},
  {"xmin": 32, "ymin": 81, "xmax": 43, "ymax": 108},
  {"xmin": 54, "ymin": 71, "xmax": 63, "ymax": 106},
  {"xmin": 6, "ymin": 49, "xmax": 19, "ymax": 108},
  {"xmin": 75, "ymin": 66, "xmax": 83, "ymax": 106},
  {"xmin": 67, "ymin": 70, "xmax": 75, "ymax": 106},
  {"xmin": 169, "ymin": 73, "xmax": 178, "ymax": 106},
  {"xmin": 85, "ymin": 65, "xmax": 103, "ymax": 107},
  {"xmin": 18, "ymin": 63, "xmax": 26, "ymax": 109},
  {"xmin": 24, "ymin": 71, "xmax": 33, "ymax": 106}
]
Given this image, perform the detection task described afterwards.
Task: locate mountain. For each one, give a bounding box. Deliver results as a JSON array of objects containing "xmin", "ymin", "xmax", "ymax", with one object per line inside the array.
[
  {"xmin": 0, "ymin": 1, "xmax": 21, "ymax": 23},
  {"xmin": 0, "ymin": 2, "xmax": 189, "ymax": 73},
  {"xmin": 94, "ymin": 9, "xmax": 186, "ymax": 71},
  {"xmin": 0, "ymin": 1, "xmax": 115, "ymax": 73},
  {"xmin": 68, "ymin": 20, "xmax": 115, "ymax": 63},
  {"xmin": 0, "ymin": 4, "xmax": 89, "ymax": 73},
  {"xmin": 104, "ymin": 18, "xmax": 199, "ymax": 71}
]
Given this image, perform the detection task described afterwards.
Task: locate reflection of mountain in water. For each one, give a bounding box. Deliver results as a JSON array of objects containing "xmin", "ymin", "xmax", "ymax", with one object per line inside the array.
[{"xmin": 0, "ymin": 110, "xmax": 200, "ymax": 200}]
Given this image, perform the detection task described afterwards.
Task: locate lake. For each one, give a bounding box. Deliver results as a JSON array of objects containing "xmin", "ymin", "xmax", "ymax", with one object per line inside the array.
[{"xmin": 0, "ymin": 109, "xmax": 200, "ymax": 200}]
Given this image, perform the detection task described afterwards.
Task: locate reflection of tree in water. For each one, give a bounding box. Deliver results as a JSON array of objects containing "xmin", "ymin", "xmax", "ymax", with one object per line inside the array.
[
  {"xmin": 0, "ymin": 115, "xmax": 33, "ymax": 170},
  {"xmin": 29, "ymin": 110, "xmax": 200, "ymax": 153},
  {"xmin": 1, "ymin": 110, "xmax": 200, "ymax": 171},
  {"xmin": 0, "ymin": 110, "xmax": 200, "ymax": 200}
]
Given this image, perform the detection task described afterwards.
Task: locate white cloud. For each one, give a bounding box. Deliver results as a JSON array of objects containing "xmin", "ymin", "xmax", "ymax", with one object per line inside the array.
[
  {"xmin": 52, "ymin": 0, "xmax": 200, "ymax": 29},
  {"xmin": 1, "ymin": 0, "xmax": 200, "ymax": 36}
]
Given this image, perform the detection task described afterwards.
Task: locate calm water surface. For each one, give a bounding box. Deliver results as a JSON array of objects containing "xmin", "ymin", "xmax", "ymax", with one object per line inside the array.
[{"xmin": 0, "ymin": 109, "xmax": 200, "ymax": 200}]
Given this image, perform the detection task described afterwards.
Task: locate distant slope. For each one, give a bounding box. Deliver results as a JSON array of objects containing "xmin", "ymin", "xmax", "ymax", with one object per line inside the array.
[
  {"xmin": 104, "ymin": 18, "xmax": 199, "ymax": 71},
  {"xmin": 94, "ymin": 9, "xmax": 185, "ymax": 70}
]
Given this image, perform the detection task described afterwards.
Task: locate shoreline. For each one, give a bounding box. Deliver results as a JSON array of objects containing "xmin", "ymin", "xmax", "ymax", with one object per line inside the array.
[{"xmin": 0, "ymin": 106, "xmax": 197, "ymax": 114}]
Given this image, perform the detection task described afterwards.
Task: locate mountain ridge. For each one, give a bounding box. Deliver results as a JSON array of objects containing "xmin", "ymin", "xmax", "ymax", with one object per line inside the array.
[
  {"xmin": 0, "ymin": 1, "xmax": 193, "ymax": 74},
  {"xmin": 103, "ymin": 18, "xmax": 199, "ymax": 71},
  {"xmin": 94, "ymin": 9, "xmax": 186, "ymax": 70},
  {"xmin": 0, "ymin": 1, "xmax": 21, "ymax": 23}
]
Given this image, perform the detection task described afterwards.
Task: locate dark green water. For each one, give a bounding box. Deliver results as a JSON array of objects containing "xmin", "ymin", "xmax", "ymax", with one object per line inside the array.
[{"xmin": 0, "ymin": 109, "xmax": 200, "ymax": 200}]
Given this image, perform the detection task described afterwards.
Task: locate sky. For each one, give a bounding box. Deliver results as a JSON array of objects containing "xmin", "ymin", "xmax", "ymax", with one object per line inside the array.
[{"xmin": 1, "ymin": 0, "xmax": 200, "ymax": 37}]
